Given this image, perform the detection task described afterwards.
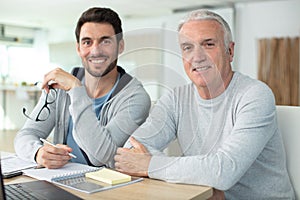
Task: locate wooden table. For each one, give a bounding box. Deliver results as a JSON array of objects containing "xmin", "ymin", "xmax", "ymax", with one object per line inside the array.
[
  {"xmin": 4, "ymin": 175, "xmax": 212, "ymax": 200},
  {"xmin": 1, "ymin": 131, "xmax": 213, "ymax": 199}
]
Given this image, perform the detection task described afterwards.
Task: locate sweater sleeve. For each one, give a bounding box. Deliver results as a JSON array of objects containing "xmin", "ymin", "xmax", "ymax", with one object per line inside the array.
[
  {"xmin": 129, "ymin": 90, "xmax": 178, "ymax": 155},
  {"xmin": 67, "ymin": 81, "xmax": 151, "ymax": 168},
  {"xmin": 145, "ymin": 83, "xmax": 277, "ymax": 190},
  {"xmin": 14, "ymin": 90, "xmax": 56, "ymax": 163}
]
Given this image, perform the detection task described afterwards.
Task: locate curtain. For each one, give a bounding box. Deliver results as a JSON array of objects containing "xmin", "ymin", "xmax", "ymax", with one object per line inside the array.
[{"xmin": 258, "ymin": 37, "xmax": 299, "ymax": 106}]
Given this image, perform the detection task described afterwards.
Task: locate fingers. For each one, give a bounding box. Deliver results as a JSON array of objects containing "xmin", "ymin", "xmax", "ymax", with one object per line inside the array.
[
  {"xmin": 44, "ymin": 143, "xmax": 72, "ymax": 156},
  {"xmin": 129, "ymin": 137, "xmax": 148, "ymax": 153},
  {"xmin": 114, "ymin": 151, "xmax": 134, "ymax": 173},
  {"xmin": 129, "ymin": 137, "xmax": 141, "ymax": 148},
  {"xmin": 115, "ymin": 147, "xmax": 130, "ymax": 161},
  {"xmin": 56, "ymin": 144, "xmax": 73, "ymax": 153},
  {"xmin": 114, "ymin": 146, "xmax": 151, "ymax": 177},
  {"xmin": 41, "ymin": 68, "xmax": 81, "ymax": 92},
  {"xmin": 41, "ymin": 69, "xmax": 58, "ymax": 93},
  {"xmin": 36, "ymin": 145, "xmax": 72, "ymax": 169}
]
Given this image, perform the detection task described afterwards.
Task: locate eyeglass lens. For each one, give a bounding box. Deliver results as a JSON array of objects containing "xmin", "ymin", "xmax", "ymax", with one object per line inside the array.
[{"xmin": 22, "ymin": 87, "xmax": 57, "ymax": 121}]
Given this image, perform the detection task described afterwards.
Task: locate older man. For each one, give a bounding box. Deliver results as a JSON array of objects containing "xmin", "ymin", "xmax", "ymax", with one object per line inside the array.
[{"xmin": 114, "ymin": 9, "xmax": 295, "ymax": 199}]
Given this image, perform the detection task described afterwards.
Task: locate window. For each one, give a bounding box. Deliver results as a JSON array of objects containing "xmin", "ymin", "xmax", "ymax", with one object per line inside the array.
[{"xmin": 0, "ymin": 44, "xmax": 50, "ymax": 85}]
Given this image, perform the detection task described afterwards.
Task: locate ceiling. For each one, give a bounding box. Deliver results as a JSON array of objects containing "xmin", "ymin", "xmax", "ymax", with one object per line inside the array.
[{"xmin": 0, "ymin": 0, "xmax": 273, "ymax": 30}]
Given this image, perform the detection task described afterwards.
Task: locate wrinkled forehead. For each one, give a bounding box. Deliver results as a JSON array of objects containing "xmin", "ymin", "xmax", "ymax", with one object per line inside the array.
[{"xmin": 178, "ymin": 20, "xmax": 224, "ymax": 42}]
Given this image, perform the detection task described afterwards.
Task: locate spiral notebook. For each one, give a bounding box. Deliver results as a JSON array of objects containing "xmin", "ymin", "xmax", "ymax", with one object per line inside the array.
[{"xmin": 23, "ymin": 162, "xmax": 143, "ymax": 193}]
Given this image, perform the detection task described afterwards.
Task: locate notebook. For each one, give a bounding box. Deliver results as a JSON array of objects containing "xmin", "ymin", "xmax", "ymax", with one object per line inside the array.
[
  {"xmin": 23, "ymin": 162, "xmax": 143, "ymax": 194},
  {"xmin": 0, "ymin": 158, "xmax": 82, "ymax": 200}
]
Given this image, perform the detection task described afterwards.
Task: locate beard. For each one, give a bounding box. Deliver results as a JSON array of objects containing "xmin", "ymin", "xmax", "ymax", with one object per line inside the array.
[
  {"xmin": 85, "ymin": 58, "xmax": 118, "ymax": 78},
  {"xmin": 84, "ymin": 45, "xmax": 119, "ymax": 78}
]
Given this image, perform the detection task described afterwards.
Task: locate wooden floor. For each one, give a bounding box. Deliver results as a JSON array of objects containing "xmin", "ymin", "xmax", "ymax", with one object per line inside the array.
[{"xmin": 0, "ymin": 129, "xmax": 18, "ymax": 153}]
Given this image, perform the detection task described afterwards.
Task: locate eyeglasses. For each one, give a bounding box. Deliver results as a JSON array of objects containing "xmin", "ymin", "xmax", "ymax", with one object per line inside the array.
[{"xmin": 23, "ymin": 85, "xmax": 57, "ymax": 122}]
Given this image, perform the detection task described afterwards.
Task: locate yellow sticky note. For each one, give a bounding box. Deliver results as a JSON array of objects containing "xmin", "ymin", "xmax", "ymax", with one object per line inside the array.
[{"xmin": 85, "ymin": 168, "xmax": 131, "ymax": 185}]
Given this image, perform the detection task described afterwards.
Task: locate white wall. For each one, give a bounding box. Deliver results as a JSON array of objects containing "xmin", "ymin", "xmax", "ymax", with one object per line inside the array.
[
  {"xmin": 234, "ymin": 0, "xmax": 300, "ymax": 79},
  {"xmin": 46, "ymin": 0, "xmax": 300, "ymax": 81},
  {"xmin": 119, "ymin": 8, "xmax": 235, "ymax": 100},
  {"xmin": 2, "ymin": 0, "xmax": 300, "ymax": 130}
]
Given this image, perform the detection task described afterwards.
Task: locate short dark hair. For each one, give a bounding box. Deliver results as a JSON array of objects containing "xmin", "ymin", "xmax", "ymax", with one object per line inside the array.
[{"xmin": 75, "ymin": 7, "xmax": 123, "ymax": 43}]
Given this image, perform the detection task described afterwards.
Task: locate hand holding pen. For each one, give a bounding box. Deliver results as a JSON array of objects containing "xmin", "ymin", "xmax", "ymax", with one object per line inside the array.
[
  {"xmin": 40, "ymin": 138, "xmax": 77, "ymax": 158},
  {"xmin": 36, "ymin": 138, "xmax": 76, "ymax": 169}
]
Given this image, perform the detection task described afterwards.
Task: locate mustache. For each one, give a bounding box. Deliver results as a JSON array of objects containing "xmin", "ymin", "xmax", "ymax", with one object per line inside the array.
[{"xmin": 87, "ymin": 54, "xmax": 108, "ymax": 59}]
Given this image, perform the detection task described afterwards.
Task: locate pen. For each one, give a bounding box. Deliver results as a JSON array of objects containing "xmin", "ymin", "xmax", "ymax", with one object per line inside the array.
[{"xmin": 39, "ymin": 138, "xmax": 77, "ymax": 158}]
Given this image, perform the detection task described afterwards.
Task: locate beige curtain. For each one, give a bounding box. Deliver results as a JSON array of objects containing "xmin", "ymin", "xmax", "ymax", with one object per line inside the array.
[{"xmin": 258, "ymin": 37, "xmax": 299, "ymax": 106}]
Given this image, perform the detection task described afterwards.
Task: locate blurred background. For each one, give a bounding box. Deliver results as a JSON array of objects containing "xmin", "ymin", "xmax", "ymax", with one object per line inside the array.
[{"xmin": 0, "ymin": 0, "xmax": 299, "ymax": 130}]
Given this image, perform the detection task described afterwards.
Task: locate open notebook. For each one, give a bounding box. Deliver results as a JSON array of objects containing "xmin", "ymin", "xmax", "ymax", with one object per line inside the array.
[{"xmin": 23, "ymin": 162, "xmax": 143, "ymax": 194}]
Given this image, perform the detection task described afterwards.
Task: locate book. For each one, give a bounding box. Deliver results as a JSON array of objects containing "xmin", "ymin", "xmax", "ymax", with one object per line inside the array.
[
  {"xmin": 85, "ymin": 168, "xmax": 131, "ymax": 185},
  {"xmin": 23, "ymin": 162, "xmax": 143, "ymax": 193}
]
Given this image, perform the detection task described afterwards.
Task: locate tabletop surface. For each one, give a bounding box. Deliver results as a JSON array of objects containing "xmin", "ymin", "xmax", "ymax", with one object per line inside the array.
[
  {"xmin": 4, "ymin": 175, "xmax": 212, "ymax": 200},
  {"xmin": 1, "ymin": 130, "xmax": 212, "ymax": 200}
]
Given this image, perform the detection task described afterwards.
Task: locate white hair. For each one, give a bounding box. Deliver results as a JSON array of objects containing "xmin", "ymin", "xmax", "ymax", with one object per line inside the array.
[{"xmin": 178, "ymin": 9, "xmax": 233, "ymax": 51}]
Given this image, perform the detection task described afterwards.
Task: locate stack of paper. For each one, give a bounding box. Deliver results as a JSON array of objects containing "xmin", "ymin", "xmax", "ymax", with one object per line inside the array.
[
  {"xmin": 1, "ymin": 154, "xmax": 36, "ymax": 174},
  {"xmin": 85, "ymin": 168, "xmax": 131, "ymax": 185}
]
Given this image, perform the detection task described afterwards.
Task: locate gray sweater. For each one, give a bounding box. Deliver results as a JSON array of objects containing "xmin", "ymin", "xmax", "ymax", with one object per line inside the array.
[
  {"xmin": 15, "ymin": 66, "xmax": 151, "ymax": 168},
  {"xmin": 129, "ymin": 72, "xmax": 295, "ymax": 199}
]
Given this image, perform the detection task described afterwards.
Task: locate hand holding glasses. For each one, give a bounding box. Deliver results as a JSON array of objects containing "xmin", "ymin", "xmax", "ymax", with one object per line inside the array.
[{"xmin": 23, "ymin": 84, "xmax": 57, "ymax": 122}]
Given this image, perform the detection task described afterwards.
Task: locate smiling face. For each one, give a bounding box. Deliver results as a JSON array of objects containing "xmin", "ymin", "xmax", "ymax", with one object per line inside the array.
[
  {"xmin": 76, "ymin": 22, "xmax": 124, "ymax": 78},
  {"xmin": 179, "ymin": 20, "xmax": 234, "ymax": 99}
]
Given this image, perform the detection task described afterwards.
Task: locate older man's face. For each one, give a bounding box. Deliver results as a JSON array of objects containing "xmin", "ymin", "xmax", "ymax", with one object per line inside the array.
[{"xmin": 179, "ymin": 20, "xmax": 234, "ymax": 98}]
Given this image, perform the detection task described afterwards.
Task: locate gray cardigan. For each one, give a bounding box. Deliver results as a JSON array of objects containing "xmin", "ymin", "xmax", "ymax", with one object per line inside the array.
[{"xmin": 15, "ymin": 66, "xmax": 151, "ymax": 167}]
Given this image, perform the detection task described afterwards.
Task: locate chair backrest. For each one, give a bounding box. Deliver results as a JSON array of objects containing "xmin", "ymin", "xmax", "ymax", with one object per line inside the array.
[{"xmin": 276, "ymin": 105, "xmax": 300, "ymax": 199}]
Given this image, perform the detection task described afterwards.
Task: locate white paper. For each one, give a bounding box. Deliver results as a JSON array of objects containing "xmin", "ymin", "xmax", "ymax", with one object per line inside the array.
[
  {"xmin": 1, "ymin": 154, "xmax": 36, "ymax": 173},
  {"xmin": 23, "ymin": 162, "xmax": 99, "ymax": 182}
]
